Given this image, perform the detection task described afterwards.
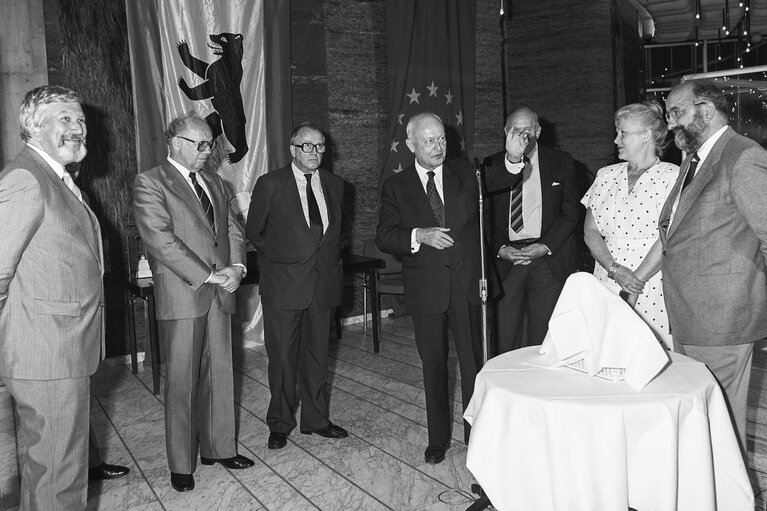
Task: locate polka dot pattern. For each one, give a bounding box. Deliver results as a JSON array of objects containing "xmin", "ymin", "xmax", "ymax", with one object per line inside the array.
[{"xmin": 582, "ymin": 160, "xmax": 680, "ymax": 347}]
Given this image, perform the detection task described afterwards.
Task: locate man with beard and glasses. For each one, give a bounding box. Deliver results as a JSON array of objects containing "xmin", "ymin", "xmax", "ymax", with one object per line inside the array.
[
  {"xmin": 482, "ymin": 107, "xmax": 582, "ymax": 355},
  {"xmin": 0, "ymin": 85, "xmax": 111, "ymax": 509},
  {"xmin": 660, "ymin": 79, "xmax": 767, "ymax": 453}
]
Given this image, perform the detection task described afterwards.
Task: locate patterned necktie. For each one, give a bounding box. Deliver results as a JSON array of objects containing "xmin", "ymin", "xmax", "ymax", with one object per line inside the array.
[
  {"xmin": 189, "ymin": 172, "xmax": 215, "ymax": 230},
  {"xmin": 425, "ymin": 171, "xmax": 445, "ymax": 227},
  {"xmin": 305, "ymin": 173, "xmax": 323, "ymax": 240},
  {"xmin": 681, "ymin": 152, "xmax": 700, "ymax": 191},
  {"xmin": 509, "ymin": 179, "xmax": 524, "ymax": 233},
  {"xmin": 62, "ymin": 172, "xmax": 83, "ymax": 203}
]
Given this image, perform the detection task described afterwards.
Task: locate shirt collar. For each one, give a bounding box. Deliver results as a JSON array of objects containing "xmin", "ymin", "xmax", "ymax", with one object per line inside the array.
[
  {"xmin": 292, "ymin": 162, "xmax": 318, "ymax": 179},
  {"xmin": 27, "ymin": 143, "xmax": 66, "ymax": 179},
  {"xmin": 414, "ymin": 160, "xmax": 443, "ymax": 182},
  {"xmin": 167, "ymin": 156, "xmax": 193, "ymax": 178},
  {"xmin": 695, "ymin": 125, "xmax": 728, "ymax": 164}
]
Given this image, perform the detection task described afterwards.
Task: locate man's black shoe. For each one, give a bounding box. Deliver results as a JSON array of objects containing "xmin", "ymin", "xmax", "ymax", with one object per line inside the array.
[
  {"xmin": 301, "ymin": 423, "xmax": 348, "ymax": 439},
  {"xmin": 170, "ymin": 472, "xmax": 194, "ymax": 492},
  {"xmin": 200, "ymin": 454, "xmax": 255, "ymax": 469},
  {"xmin": 88, "ymin": 463, "xmax": 130, "ymax": 481},
  {"xmin": 424, "ymin": 445, "xmax": 446, "ymax": 465},
  {"xmin": 268, "ymin": 432, "xmax": 288, "ymax": 449}
]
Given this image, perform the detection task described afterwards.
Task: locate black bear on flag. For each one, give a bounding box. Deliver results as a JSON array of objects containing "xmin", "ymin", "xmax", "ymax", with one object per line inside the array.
[{"xmin": 177, "ymin": 33, "xmax": 248, "ymax": 164}]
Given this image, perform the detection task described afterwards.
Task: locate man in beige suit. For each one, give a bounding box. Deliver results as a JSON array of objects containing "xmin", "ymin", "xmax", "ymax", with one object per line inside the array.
[
  {"xmin": 0, "ymin": 86, "xmax": 103, "ymax": 510},
  {"xmin": 661, "ymin": 79, "xmax": 767, "ymax": 451},
  {"xmin": 134, "ymin": 112, "xmax": 253, "ymax": 492}
]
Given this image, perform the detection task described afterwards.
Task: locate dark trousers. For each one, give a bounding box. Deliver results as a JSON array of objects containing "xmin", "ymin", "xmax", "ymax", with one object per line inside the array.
[
  {"xmin": 263, "ymin": 298, "xmax": 333, "ymax": 434},
  {"xmin": 494, "ymin": 258, "xmax": 564, "ymax": 356},
  {"xmin": 412, "ymin": 270, "xmax": 482, "ymax": 448}
]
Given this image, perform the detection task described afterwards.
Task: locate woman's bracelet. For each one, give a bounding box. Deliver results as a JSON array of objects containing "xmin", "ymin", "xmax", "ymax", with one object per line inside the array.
[{"xmin": 607, "ymin": 262, "xmax": 621, "ymax": 280}]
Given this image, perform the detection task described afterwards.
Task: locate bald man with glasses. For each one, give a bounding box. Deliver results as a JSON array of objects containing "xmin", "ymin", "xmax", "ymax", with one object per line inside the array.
[
  {"xmin": 134, "ymin": 111, "xmax": 253, "ymax": 493},
  {"xmin": 246, "ymin": 122, "xmax": 348, "ymax": 451}
]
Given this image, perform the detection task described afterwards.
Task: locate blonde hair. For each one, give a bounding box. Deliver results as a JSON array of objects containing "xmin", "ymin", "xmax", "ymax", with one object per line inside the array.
[{"xmin": 615, "ymin": 100, "xmax": 669, "ymax": 157}]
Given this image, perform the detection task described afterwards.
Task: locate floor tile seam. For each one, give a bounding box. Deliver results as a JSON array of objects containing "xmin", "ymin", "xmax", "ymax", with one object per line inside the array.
[
  {"xmin": 330, "ymin": 340, "xmax": 467, "ymax": 372},
  {"xmin": 92, "ymin": 394, "xmax": 168, "ymax": 510},
  {"xmin": 234, "ymin": 405, "xmax": 390, "ymax": 510},
  {"xmin": 327, "ymin": 364, "xmax": 466, "ymax": 407}
]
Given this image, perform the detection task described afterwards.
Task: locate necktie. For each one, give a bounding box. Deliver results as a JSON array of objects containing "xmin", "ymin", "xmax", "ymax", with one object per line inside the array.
[
  {"xmin": 425, "ymin": 171, "xmax": 445, "ymax": 227},
  {"xmin": 681, "ymin": 152, "xmax": 700, "ymax": 191},
  {"xmin": 189, "ymin": 172, "xmax": 215, "ymax": 230},
  {"xmin": 304, "ymin": 173, "xmax": 323, "ymax": 240},
  {"xmin": 509, "ymin": 179, "xmax": 524, "ymax": 233},
  {"xmin": 62, "ymin": 172, "xmax": 83, "ymax": 202}
]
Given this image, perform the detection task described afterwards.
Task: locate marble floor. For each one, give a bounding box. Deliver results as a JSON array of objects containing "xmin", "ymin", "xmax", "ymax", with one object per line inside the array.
[{"xmin": 82, "ymin": 316, "xmax": 487, "ymax": 511}]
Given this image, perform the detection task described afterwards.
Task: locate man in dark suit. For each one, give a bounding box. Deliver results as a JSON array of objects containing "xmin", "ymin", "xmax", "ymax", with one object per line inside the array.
[
  {"xmin": 134, "ymin": 112, "xmax": 253, "ymax": 493},
  {"xmin": 0, "ymin": 85, "xmax": 107, "ymax": 509},
  {"xmin": 246, "ymin": 122, "xmax": 348, "ymax": 451},
  {"xmin": 376, "ymin": 112, "xmax": 483, "ymax": 465},
  {"xmin": 484, "ymin": 107, "xmax": 582, "ymax": 355},
  {"xmin": 660, "ymin": 79, "xmax": 767, "ymax": 451}
]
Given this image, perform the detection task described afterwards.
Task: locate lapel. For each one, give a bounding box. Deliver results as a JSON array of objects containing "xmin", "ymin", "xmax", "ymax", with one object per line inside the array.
[
  {"xmin": 443, "ymin": 161, "xmax": 461, "ymax": 227},
  {"xmin": 536, "ymin": 146, "xmax": 553, "ymax": 225},
  {"xmin": 402, "ymin": 166, "xmax": 440, "ymax": 226},
  {"xmin": 163, "ymin": 162, "xmax": 215, "ymax": 236},
  {"xmin": 318, "ymin": 168, "xmax": 335, "ymax": 232},
  {"xmin": 666, "ymin": 128, "xmax": 733, "ymax": 239},
  {"xmin": 280, "ymin": 166, "xmax": 317, "ymax": 241},
  {"xmin": 197, "ymin": 170, "xmax": 222, "ymax": 234},
  {"xmin": 25, "ymin": 147, "xmax": 103, "ymax": 270}
]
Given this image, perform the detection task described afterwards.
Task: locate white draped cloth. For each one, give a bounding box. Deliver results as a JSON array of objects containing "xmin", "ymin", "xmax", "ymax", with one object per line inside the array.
[{"xmin": 464, "ymin": 347, "xmax": 754, "ymax": 511}]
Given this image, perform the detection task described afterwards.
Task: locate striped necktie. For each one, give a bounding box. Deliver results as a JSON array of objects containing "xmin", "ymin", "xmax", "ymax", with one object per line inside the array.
[
  {"xmin": 509, "ymin": 179, "xmax": 524, "ymax": 233},
  {"xmin": 681, "ymin": 152, "xmax": 700, "ymax": 191},
  {"xmin": 189, "ymin": 172, "xmax": 215, "ymax": 230}
]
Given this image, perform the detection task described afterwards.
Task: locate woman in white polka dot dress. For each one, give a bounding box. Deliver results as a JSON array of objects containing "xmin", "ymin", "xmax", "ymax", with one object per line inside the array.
[{"xmin": 582, "ymin": 101, "xmax": 679, "ymax": 349}]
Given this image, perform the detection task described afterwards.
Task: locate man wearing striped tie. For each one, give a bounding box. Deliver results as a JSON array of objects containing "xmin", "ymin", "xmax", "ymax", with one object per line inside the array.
[
  {"xmin": 133, "ymin": 112, "xmax": 253, "ymax": 493},
  {"xmin": 483, "ymin": 107, "xmax": 582, "ymax": 356}
]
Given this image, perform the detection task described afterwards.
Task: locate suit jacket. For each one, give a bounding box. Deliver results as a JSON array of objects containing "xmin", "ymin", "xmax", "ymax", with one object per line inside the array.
[
  {"xmin": 133, "ymin": 161, "xmax": 246, "ymax": 320},
  {"xmin": 0, "ymin": 146, "xmax": 104, "ymax": 379},
  {"xmin": 659, "ymin": 126, "xmax": 767, "ymax": 346},
  {"xmin": 376, "ymin": 159, "xmax": 485, "ymax": 315},
  {"xmin": 483, "ymin": 145, "xmax": 582, "ymax": 282},
  {"xmin": 246, "ymin": 165, "xmax": 344, "ymax": 310}
]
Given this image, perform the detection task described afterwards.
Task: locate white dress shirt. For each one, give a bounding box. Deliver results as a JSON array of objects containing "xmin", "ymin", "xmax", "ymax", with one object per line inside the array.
[
  {"xmin": 292, "ymin": 163, "xmax": 329, "ymax": 233},
  {"xmin": 410, "ymin": 161, "xmax": 445, "ymax": 253}
]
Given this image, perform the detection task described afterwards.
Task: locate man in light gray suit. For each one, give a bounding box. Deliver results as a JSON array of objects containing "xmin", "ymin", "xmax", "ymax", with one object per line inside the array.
[
  {"xmin": 0, "ymin": 86, "xmax": 103, "ymax": 510},
  {"xmin": 661, "ymin": 79, "xmax": 767, "ymax": 451},
  {"xmin": 134, "ymin": 112, "xmax": 253, "ymax": 492}
]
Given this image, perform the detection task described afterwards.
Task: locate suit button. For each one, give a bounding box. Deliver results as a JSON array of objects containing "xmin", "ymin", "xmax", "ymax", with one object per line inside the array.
[
  {"xmin": 214, "ymin": 242, "xmax": 218, "ymax": 247},
  {"xmin": 212, "ymin": 263, "xmax": 217, "ymax": 269}
]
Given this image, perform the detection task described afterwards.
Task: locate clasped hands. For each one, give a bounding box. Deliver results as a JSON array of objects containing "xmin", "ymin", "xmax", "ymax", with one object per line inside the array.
[
  {"xmin": 612, "ymin": 265, "xmax": 644, "ymax": 308},
  {"xmin": 208, "ymin": 265, "xmax": 243, "ymax": 293},
  {"xmin": 498, "ymin": 244, "xmax": 548, "ymax": 265}
]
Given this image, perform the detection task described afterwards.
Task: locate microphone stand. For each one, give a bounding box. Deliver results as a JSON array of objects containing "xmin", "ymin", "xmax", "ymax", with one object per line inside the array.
[
  {"xmin": 466, "ymin": 158, "xmax": 492, "ymax": 511},
  {"xmin": 474, "ymin": 158, "xmax": 489, "ymax": 365}
]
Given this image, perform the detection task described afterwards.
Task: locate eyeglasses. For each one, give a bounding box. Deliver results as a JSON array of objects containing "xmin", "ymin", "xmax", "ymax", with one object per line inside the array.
[
  {"xmin": 292, "ymin": 142, "xmax": 326, "ymax": 154},
  {"xmin": 665, "ymin": 101, "xmax": 707, "ymax": 122},
  {"xmin": 176, "ymin": 135, "xmax": 217, "ymax": 152}
]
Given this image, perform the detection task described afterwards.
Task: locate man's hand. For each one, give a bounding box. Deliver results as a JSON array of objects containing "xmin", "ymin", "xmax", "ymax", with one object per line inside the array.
[
  {"xmin": 498, "ymin": 245, "xmax": 531, "ymax": 265},
  {"xmin": 613, "ymin": 265, "xmax": 644, "ymax": 295},
  {"xmin": 215, "ymin": 266, "xmax": 243, "ymax": 293},
  {"xmin": 518, "ymin": 243, "xmax": 548, "ymax": 261},
  {"xmin": 504, "ymin": 129, "xmax": 529, "ymax": 164},
  {"xmin": 416, "ymin": 227, "xmax": 453, "ymax": 249}
]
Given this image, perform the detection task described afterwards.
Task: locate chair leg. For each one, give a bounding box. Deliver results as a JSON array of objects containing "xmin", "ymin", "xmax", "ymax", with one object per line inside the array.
[{"xmin": 362, "ymin": 275, "xmax": 368, "ymax": 332}]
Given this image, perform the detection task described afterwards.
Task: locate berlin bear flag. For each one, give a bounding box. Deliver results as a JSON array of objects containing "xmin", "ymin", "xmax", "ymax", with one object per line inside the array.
[
  {"xmin": 380, "ymin": 0, "xmax": 476, "ymax": 185},
  {"xmin": 125, "ymin": 0, "xmax": 269, "ymax": 219}
]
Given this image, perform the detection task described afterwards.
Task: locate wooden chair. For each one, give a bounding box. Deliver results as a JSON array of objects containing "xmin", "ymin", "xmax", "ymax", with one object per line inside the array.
[{"xmin": 362, "ymin": 240, "xmax": 404, "ymax": 336}]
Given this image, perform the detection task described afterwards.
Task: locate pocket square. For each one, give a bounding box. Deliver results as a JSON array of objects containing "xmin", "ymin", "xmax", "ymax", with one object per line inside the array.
[{"xmin": 552, "ymin": 181, "xmax": 561, "ymax": 186}]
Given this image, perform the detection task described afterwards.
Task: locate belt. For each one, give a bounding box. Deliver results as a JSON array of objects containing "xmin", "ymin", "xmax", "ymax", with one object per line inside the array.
[{"xmin": 507, "ymin": 238, "xmax": 539, "ymax": 248}]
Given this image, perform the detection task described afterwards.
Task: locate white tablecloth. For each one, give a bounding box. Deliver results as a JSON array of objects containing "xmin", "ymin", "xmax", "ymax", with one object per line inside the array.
[{"xmin": 464, "ymin": 347, "xmax": 754, "ymax": 511}]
